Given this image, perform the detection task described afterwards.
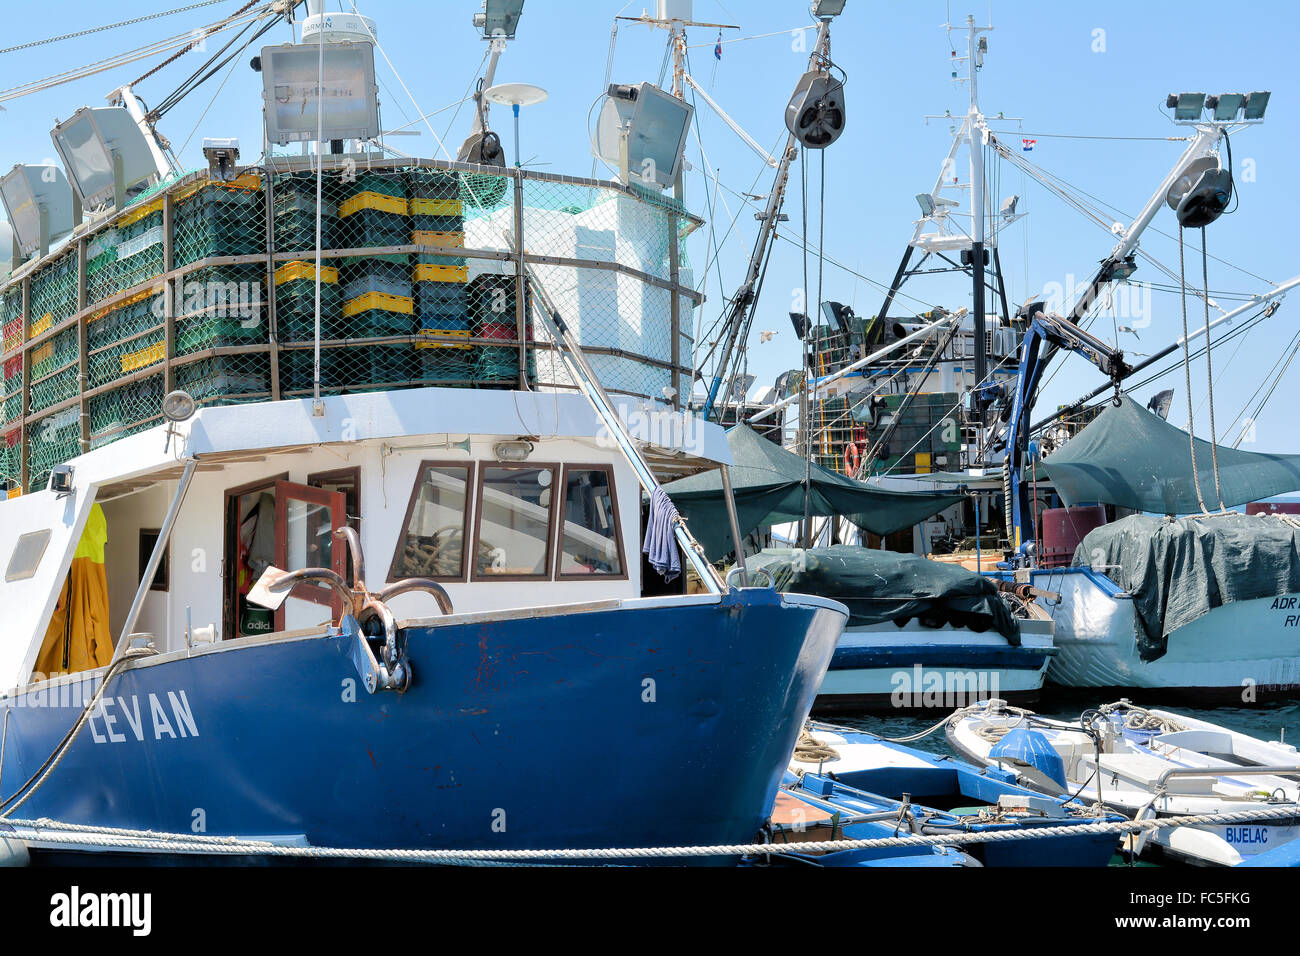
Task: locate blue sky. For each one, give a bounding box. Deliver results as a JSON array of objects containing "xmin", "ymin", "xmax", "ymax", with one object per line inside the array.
[{"xmin": 3, "ymin": 0, "xmax": 1297, "ymax": 451}]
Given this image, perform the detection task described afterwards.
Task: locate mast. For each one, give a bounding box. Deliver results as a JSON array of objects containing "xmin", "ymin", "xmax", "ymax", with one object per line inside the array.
[{"xmin": 963, "ymin": 15, "xmax": 992, "ymax": 397}]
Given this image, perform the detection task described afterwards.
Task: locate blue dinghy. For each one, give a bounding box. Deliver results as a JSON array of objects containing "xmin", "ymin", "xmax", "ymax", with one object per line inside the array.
[{"xmin": 772, "ymin": 722, "xmax": 1124, "ymax": 866}]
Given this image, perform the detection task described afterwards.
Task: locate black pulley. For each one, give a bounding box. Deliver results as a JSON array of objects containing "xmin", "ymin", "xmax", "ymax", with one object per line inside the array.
[
  {"xmin": 457, "ymin": 129, "xmax": 506, "ymax": 168},
  {"xmin": 1174, "ymin": 166, "xmax": 1233, "ymax": 228},
  {"xmin": 785, "ymin": 70, "xmax": 846, "ymax": 149}
]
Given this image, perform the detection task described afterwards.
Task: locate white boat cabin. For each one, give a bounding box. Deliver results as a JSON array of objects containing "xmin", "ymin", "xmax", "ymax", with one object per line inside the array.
[{"xmin": 0, "ymin": 385, "xmax": 730, "ymax": 691}]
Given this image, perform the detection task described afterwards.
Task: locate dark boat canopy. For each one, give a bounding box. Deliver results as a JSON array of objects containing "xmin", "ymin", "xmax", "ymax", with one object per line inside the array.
[
  {"xmin": 662, "ymin": 424, "xmax": 964, "ymax": 557},
  {"xmin": 747, "ymin": 546, "xmax": 1020, "ymax": 641},
  {"xmin": 1076, "ymin": 513, "xmax": 1300, "ymax": 661},
  {"xmin": 1041, "ymin": 394, "xmax": 1300, "ymax": 515}
]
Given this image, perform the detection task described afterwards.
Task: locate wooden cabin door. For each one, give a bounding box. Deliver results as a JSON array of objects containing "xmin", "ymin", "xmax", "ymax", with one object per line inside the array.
[{"xmin": 273, "ymin": 481, "xmax": 348, "ymax": 631}]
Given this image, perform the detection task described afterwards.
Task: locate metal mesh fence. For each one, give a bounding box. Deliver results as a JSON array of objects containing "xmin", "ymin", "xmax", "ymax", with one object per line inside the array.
[{"xmin": 0, "ymin": 160, "xmax": 701, "ymax": 493}]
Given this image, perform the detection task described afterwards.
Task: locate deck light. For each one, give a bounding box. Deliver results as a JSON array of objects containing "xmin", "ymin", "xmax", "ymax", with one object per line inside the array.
[
  {"xmin": 811, "ymin": 0, "xmax": 847, "ymax": 18},
  {"xmin": 0, "ymin": 164, "xmax": 76, "ymax": 260},
  {"xmin": 162, "ymin": 390, "xmax": 198, "ymax": 423},
  {"xmin": 474, "ymin": 0, "xmax": 525, "ymax": 39},
  {"xmin": 1208, "ymin": 93, "xmax": 1245, "ymax": 122},
  {"xmin": 494, "ymin": 439, "xmax": 534, "ymax": 462},
  {"xmin": 202, "ymin": 139, "xmax": 241, "ymax": 182},
  {"xmin": 259, "ymin": 41, "xmax": 380, "ymax": 145},
  {"xmin": 49, "ymin": 464, "xmax": 74, "ymax": 497},
  {"xmin": 50, "ymin": 106, "xmax": 160, "ymax": 210},
  {"xmin": 1167, "ymin": 92, "xmax": 1206, "ymax": 121},
  {"xmin": 593, "ymin": 82, "xmax": 693, "ymax": 189},
  {"xmin": 1242, "ymin": 90, "xmax": 1270, "ymax": 120}
]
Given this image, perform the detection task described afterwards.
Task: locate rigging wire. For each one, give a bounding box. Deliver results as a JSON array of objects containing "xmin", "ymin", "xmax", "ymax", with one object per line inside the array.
[
  {"xmin": 127, "ymin": 0, "xmax": 265, "ymax": 91},
  {"xmin": 1224, "ymin": 319, "xmax": 1300, "ymax": 444},
  {"xmin": 174, "ymin": 19, "xmax": 264, "ymax": 157},
  {"xmin": 1199, "ymin": 228, "xmax": 1224, "ymax": 507},
  {"xmin": 0, "ymin": 9, "xmax": 264, "ymax": 104},
  {"xmin": 988, "ymin": 128, "xmax": 1190, "ymax": 143},
  {"xmin": 149, "ymin": 4, "xmax": 269, "ymax": 117},
  {"xmin": 1176, "ymin": 225, "xmax": 1215, "ymax": 513},
  {"xmin": 0, "ymin": 0, "xmax": 232, "ymax": 56},
  {"xmin": 1229, "ymin": 332, "xmax": 1300, "ymax": 447}
]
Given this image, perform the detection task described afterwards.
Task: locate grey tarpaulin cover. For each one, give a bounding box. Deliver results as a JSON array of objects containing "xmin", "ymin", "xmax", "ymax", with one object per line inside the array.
[
  {"xmin": 661, "ymin": 424, "xmax": 965, "ymax": 557},
  {"xmin": 1041, "ymin": 394, "xmax": 1300, "ymax": 514},
  {"xmin": 1073, "ymin": 513, "xmax": 1300, "ymax": 661},
  {"xmin": 745, "ymin": 545, "xmax": 1021, "ymax": 642}
]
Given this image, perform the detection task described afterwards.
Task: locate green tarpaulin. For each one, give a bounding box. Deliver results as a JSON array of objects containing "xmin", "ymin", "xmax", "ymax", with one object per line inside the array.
[
  {"xmin": 1042, "ymin": 394, "xmax": 1300, "ymax": 514},
  {"xmin": 662, "ymin": 424, "xmax": 965, "ymax": 558},
  {"xmin": 746, "ymin": 546, "xmax": 1020, "ymax": 641},
  {"xmin": 1074, "ymin": 513, "xmax": 1300, "ymax": 661}
]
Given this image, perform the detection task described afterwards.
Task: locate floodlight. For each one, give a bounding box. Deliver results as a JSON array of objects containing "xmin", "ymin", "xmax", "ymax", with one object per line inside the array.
[
  {"xmin": 0, "ymin": 164, "xmax": 76, "ymax": 259},
  {"xmin": 49, "ymin": 464, "xmax": 74, "ymax": 496},
  {"xmin": 593, "ymin": 82, "xmax": 693, "ymax": 189},
  {"xmin": 162, "ymin": 390, "xmax": 198, "ymax": 423},
  {"xmin": 821, "ymin": 300, "xmax": 854, "ymax": 334},
  {"xmin": 915, "ymin": 193, "xmax": 936, "ymax": 217},
  {"xmin": 1243, "ymin": 90, "xmax": 1270, "ymax": 120},
  {"xmin": 473, "ymin": 0, "xmax": 525, "ymax": 39},
  {"xmin": 260, "ymin": 41, "xmax": 379, "ymax": 145},
  {"xmin": 202, "ymin": 138, "xmax": 241, "ymax": 181},
  {"xmin": 50, "ymin": 106, "xmax": 161, "ymax": 209},
  {"xmin": 1167, "ymin": 92, "xmax": 1205, "ymax": 121},
  {"xmin": 1000, "ymin": 194, "xmax": 1019, "ymax": 219},
  {"xmin": 1210, "ymin": 92, "xmax": 1245, "ymax": 121},
  {"xmin": 811, "ymin": 0, "xmax": 847, "ymax": 17}
]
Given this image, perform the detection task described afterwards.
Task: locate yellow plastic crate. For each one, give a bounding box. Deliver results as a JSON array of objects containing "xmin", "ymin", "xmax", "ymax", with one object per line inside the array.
[
  {"xmin": 339, "ymin": 191, "xmax": 409, "ymax": 218},
  {"xmin": 341, "ymin": 291, "xmax": 414, "ymax": 318},
  {"xmin": 412, "ymin": 230, "xmax": 464, "ymax": 249},
  {"xmin": 409, "ymin": 198, "xmax": 463, "ymax": 217},
  {"xmin": 274, "ymin": 261, "xmax": 339, "ymax": 286},
  {"xmin": 121, "ymin": 341, "xmax": 165, "ymax": 374},
  {"xmin": 413, "ymin": 263, "xmax": 468, "ymax": 283}
]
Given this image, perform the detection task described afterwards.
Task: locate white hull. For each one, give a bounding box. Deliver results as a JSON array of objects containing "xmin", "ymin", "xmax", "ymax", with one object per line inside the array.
[
  {"xmin": 815, "ymin": 619, "xmax": 1054, "ymax": 710},
  {"xmin": 948, "ymin": 701, "xmax": 1300, "ymax": 866},
  {"xmin": 1030, "ymin": 568, "xmax": 1300, "ymax": 697}
]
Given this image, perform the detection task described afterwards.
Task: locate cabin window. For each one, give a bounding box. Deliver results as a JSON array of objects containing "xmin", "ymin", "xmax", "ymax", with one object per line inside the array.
[
  {"xmin": 273, "ymin": 481, "xmax": 349, "ymax": 627},
  {"xmin": 309, "ymin": 467, "xmax": 361, "ymax": 584},
  {"xmin": 6, "ymin": 530, "xmax": 52, "ymax": 582},
  {"xmin": 473, "ymin": 465, "xmax": 557, "ymax": 580},
  {"xmin": 390, "ymin": 463, "xmax": 474, "ymax": 581},
  {"xmin": 139, "ymin": 529, "xmax": 170, "ymax": 592},
  {"xmin": 556, "ymin": 465, "xmax": 624, "ymax": 578}
]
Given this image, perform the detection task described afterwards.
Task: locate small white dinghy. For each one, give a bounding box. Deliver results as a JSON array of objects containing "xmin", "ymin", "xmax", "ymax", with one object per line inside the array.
[{"xmin": 946, "ymin": 699, "xmax": 1300, "ymax": 866}]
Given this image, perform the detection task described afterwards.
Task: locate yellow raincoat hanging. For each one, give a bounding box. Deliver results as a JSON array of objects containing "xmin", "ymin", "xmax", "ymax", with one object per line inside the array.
[{"xmin": 33, "ymin": 503, "xmax": 113, "ymax": 679}]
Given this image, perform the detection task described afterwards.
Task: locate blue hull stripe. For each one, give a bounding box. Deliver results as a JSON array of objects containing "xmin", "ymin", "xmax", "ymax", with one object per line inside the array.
[
  {"xmin": 0, "ymin": 590, "xmax": 844, "ymax": 857},
  {"xmin": 828, "ymin": 643, "xmax": 1055, "ymax": 671}
]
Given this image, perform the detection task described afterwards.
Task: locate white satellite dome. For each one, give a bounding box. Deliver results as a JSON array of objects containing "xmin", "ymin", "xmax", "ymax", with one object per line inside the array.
[{"xmin": 301, "ymin": 0, "xmax": 377, "ymax": 43}]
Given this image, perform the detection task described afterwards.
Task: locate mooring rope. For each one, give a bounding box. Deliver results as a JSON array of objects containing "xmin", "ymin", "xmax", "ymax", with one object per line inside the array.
[
  {"xmin": 1200, "ymin": 227, "xmax": 1225, "ymax": 509},
  {"xmin": 1178, "ymin": 226, "xmax": 1212, "ymax": 516},
  {"xmin": 8, "ymin": 801, "xmax": 1300, "ymax": 863}
]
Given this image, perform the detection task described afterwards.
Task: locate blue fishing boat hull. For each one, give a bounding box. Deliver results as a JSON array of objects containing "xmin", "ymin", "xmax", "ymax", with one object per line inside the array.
[{"xmin": 0, "ymin": 589, "xmax": 846, "ymax": 861}]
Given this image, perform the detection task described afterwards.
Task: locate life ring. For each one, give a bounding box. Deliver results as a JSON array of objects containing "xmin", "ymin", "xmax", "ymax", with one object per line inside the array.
[{"xmin": 844, "ymin": 442, "xmax": 861, "ymax": 477}]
